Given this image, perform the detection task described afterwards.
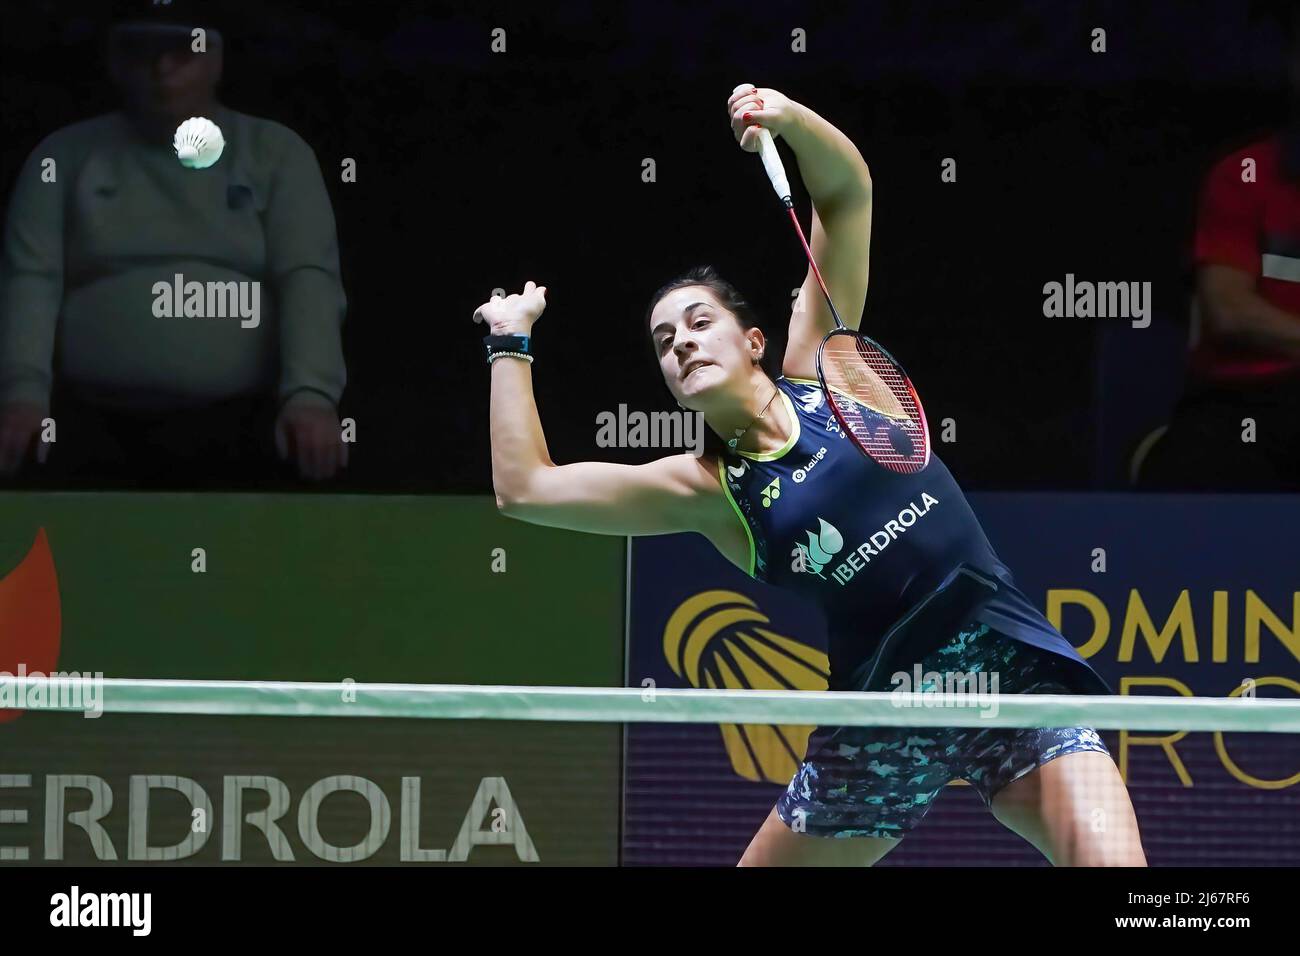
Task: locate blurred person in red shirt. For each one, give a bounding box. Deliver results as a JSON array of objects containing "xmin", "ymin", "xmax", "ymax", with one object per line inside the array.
[{"xmin": 1140, "ymin": 11, "xmax": 1300, "ymax": 490}]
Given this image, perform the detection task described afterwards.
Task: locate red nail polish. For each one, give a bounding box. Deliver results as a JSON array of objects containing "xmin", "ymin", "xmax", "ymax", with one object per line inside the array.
[{"xmin": 743, "ymin": 112, "xmax": 752, "ymax": 122}]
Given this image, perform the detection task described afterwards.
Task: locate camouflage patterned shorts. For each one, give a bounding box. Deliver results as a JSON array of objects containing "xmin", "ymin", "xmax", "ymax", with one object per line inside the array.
[{"xmin": 775, "ymin": 622, "xmax": 1111, "ymax": 839}]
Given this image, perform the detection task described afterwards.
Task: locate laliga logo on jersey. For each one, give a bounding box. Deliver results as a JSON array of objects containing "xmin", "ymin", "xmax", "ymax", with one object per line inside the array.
[
  {"xmin": 661, "ymin": 590, "xmax": 829, "ymax": 783},
  {"xmin": 792, "ymin": 447, "xmax": 827, "ymax": 483}
]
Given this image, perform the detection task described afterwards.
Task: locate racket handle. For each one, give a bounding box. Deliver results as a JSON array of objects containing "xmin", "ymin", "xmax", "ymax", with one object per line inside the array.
[{"xmin": 756, "ymin": 127, "xmax": 791, "ymax": 204}]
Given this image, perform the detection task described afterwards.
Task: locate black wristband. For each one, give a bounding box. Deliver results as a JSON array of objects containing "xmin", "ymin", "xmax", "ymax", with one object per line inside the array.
[{"xmin": 484, "ymin": 334, "xmax": 531, "ymax": 363}]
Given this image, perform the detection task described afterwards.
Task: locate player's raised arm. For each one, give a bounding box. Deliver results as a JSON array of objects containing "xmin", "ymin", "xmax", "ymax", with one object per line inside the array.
[
  {"xmin": 727, "ymin": 86, "xmax": 874, "ymax": 378},
  {"xmin": 497, "ymin": 452, "xmax": 723, "ymax": 537},
  {"xmin": 476, "ymin": 282, "xmax": 725, "ymax": 537}
]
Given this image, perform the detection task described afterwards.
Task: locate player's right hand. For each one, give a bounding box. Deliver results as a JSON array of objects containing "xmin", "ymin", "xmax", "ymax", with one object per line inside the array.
[
  {"xmin": 0, "ymin": 401, "xmax": 49, "ymax": 476},
  {"xmin": 473, "ymin": 280, "xmax": 547, "ymax": 337},
  {"xmin": 727, "ymin": 83, "xmax": 801, "ymax": 152}
]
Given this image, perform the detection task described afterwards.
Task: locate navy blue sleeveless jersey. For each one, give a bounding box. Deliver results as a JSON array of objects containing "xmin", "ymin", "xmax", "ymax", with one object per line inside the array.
[{"xmin": 716, "ymin": 376, "xmax": 1110, "ymax": 694}]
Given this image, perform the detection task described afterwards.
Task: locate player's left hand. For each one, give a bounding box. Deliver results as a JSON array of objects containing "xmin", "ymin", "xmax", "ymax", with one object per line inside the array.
[
  {"xmin": 728, "ymin": 83, "xmax": 802, "ymax": 152},
  {"xmin": 275, "ymin": 396, "xmax": 349, "ymax": 480}
]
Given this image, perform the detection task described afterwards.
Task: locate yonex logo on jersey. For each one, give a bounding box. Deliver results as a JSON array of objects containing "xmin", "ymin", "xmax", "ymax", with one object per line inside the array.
[
  {"xmin": 760, "ymin": 478, "xmax": 781, "ymax": 508},
  {"xmin": 831, "ymin": 493, "xmax": 940, "ymax": 586},
  {"xmin": 793, "ymin": 517, "xmax": 843, "ymax": 579},
  {"xmin": 792, "ymin": 447, "xmax": 827, "ymax": 483}
]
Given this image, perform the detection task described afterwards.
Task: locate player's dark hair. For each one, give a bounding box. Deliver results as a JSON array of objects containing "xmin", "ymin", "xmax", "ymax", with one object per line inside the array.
[
  {"xmin": 645, "ymin": 265, "xmax": 777, "ymax": 459},
  {"xmin": 644, "ymin": 265, "xmax": 775, "ymax": 374}
]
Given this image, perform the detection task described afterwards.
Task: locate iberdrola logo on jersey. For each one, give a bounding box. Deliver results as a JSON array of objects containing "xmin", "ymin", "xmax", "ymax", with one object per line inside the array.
[{"xmin": 793, "ymin": 517, "xmax": 842, "ymax": 579}]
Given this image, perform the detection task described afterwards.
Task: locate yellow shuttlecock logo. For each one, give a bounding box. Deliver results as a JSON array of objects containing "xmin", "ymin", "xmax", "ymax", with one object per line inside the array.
[{"xmin": 662, "ymin": 590, "xmax": 828, "ymax": 783}]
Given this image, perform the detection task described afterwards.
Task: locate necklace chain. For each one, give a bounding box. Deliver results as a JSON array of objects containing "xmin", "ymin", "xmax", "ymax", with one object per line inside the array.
[{"xmin": 727, "ymin": 386, "xmax": 780, "ymax": 449}]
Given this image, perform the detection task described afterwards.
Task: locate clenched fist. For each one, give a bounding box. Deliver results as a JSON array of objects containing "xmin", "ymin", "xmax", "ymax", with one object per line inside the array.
[{"xmin": 473, "ymin": 281, "xmax": 548, "ymax": 337}]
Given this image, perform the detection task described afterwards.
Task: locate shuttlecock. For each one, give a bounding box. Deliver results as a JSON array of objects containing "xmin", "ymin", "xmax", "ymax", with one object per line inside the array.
[{"xmin": 173, "ymin": 116, "xmax": 225, "ymax": 169}]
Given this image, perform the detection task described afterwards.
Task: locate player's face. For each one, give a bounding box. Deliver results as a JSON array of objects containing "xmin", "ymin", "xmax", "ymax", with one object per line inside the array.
[
  {"xmin": 110, "ymin": 28, "xmax": 223, "ymax": 118},
  {"xmin": 649, "ymin": 286, "xmax": 759, "ymax": 410}
]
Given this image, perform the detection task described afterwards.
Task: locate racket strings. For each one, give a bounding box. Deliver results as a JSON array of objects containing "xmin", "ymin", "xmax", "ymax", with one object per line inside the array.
[
  {"xmin": 821, "ymin": 346, "xmax": 917, "ymax": 422},
  {"xmin": 820, "ymin": 339, "xmax": 927, "ymax": 472}
]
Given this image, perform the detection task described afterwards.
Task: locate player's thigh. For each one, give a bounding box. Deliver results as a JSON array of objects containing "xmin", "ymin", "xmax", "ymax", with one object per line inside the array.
[
  {"xmin": 990, "ymin": 750, "xmax": 1145, "ymax": 866},
  {"xmin": 737, "ymin": 805, "xmax": 902, "ymax": 867}
]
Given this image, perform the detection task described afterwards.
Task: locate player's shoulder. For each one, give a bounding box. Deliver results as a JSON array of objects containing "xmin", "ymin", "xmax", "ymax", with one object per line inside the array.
[
  {"xmin": 657, "ymin": 450, "xmax": 726, "ymax": 494},
  {"xmin": 775, "ymin": 373, "xmax": 818, "ymax": 396},
  {"xmin": 774, "ymin": 374, "xmax": 827, "ymax": 417},
  {"xmin": 647, "ymin": 451, "xmax": 735, "ymax": 511},
  {"xmin": 628, "ymin": 452, "xmax": 732, "ymax": 537},
  {"xmin": 667, "ymin": 451, "xmax": 759, "ymax": 549}
]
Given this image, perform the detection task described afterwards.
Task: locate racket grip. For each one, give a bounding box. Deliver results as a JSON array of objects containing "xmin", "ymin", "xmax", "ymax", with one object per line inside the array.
[{"xmin": 756, "ymin": 128, "xmax": 791, "ymax": 203}]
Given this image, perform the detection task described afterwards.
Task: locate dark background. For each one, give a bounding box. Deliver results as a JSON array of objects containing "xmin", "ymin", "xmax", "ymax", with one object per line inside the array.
[{"xmin": 2, "ymin": 0, "xmax": 1294, "ymax": 491}]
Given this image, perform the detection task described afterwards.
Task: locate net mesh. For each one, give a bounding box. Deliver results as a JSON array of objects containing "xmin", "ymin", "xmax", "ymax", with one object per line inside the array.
[
  {"xmin": 624, "ymin": 721, "xmax": 1298, "ymax": 866},
  {"xmin": 2, "ymin": 677, "xmax": 1297, "ymax": 866}
]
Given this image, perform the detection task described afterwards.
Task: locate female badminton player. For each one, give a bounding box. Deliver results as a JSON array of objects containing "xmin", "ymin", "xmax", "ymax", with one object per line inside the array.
[{"xmin": 476, "ymin": 85, "xmax": 1146, "ymax": 867}]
